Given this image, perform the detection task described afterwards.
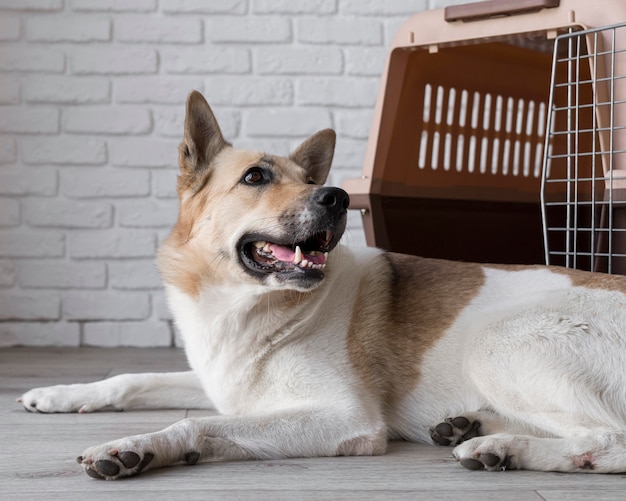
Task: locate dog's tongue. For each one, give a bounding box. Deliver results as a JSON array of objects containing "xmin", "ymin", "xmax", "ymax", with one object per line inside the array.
[{"xmin": 268, "ymin": 243, "xmax": 326, "ymax": 265}]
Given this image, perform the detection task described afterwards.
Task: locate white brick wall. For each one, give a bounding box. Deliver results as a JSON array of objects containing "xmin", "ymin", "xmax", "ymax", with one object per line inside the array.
[{"xmin": 0, "ymin": 0, "xmax": 472, "ymax": 347}]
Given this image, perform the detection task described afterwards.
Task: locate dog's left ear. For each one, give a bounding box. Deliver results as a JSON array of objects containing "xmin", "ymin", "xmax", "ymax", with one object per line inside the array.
[{"xmin": 289, "ymin": 129, "xmax": 336, "ymax": 185}]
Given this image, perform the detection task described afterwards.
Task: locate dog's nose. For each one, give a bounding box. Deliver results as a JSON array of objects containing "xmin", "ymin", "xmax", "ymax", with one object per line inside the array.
[{"xmin": 314, "ymin": 187, "xmax": 350, "ymax": 211}]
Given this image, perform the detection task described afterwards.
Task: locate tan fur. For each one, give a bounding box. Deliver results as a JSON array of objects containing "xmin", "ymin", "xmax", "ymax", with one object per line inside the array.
[
  {"xmin": 158, "ymin": 148, "xmax": 315, "ymax": 297},
  {"xmin": 487, "ymin": 263, "xmax": 626, "ymax": 292},
  {"xmin": 347, "ymin": 253, "xmax": 485, "ymax": 412}
]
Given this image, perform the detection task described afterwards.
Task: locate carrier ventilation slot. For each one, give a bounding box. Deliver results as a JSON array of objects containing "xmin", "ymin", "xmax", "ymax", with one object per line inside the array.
[{"xmin": 418, "ymin": 83, "xmax": 547, "ymax": 178}]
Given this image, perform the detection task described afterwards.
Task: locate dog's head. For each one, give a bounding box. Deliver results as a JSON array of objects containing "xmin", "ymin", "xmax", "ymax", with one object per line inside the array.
[{"xmin": 158, "ymin": 91, "xmax": 349, "ymax": 295}]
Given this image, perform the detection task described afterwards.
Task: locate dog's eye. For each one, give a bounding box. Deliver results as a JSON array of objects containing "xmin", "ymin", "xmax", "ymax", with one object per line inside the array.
[{"xmin": 242, "ymin": 167, "xmax": 268, "ymax": 186}]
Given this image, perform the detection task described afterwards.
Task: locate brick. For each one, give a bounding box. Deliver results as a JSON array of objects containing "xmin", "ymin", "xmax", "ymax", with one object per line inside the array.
[
  {"xmin": 0, "ymin": 0, "xmax": 62, "ymax": 10},
  {"xmin": 115, "ymin": 77, "xmax": 204, "ymax": 104},
  {"xmin": 70, "ymin": 0, "xmax": 156, "ymax": 12},
  {"xmin": 0, "ymin": 47, "xmax": 64, "ymax": 72},
  {"xmin": 341, "ymin": 0, "xmax": 427, "ymax": 15},
  {"xmin": 236, "ymin": 138, "xmax": 291, "ymax": 156},
  {"xmin": 152, "ymin": 290, "xmax": 173, "ymax": 321},
  {"xmin": 0, "ymin": 260, "xmax": 15, "ymax": 286},
  {"xmin": 161, "ymin": 0, "xmax": 245, "ymax": 14},
  {"xmin": 297, "ymin": 18, "xmax": 382, "ymax": 45},
  {"xmin": 71, "ymin": 47, "xmax": 157, "ymax": 75},
  {"xmin": 0, "ymin": 107, "xmax": 59, "ymax": 134},
  {"xmin": 252, "ymin": 0, "xmax": 336, "ymax": 14},
  {"xmin": 21, "ymin": 137, "xmax": 106, "ymax": 165},
  {"xmin": 0, "ymin": 138, "xmax": 16, "ymax": 164},
  {"xmin": 344, "ymin": 47, "xmax": 388, "ymax": 76},
  {"xmin": 246, "ymin": 108, "xmax": 331, "ymax": 137},
  {"xmin": 0, "ymin": 198, "xmax": 19, "ymax": 226},
  {"xmin": 69, "ymin": 230, "xmax": 155, "ymax": 258},
  {"xmin": 83, "ymin": 321, "xmax": 170, "ymax": 347},
  {"xmin": 19, "ymin": 261, "xmax": 106, "ymax": 289},
  {"xmin": 23, "ymin": 76, "xmax": 110, "ymax": 104},
  {"xmin": 206, "ymin": 77, "xmax": 293, "ymax": 106},
  {"xmin": 118, "ymin": 200, "xmax": 178, "ymax": 228},
  {"xmin": 63, "ymin": 291, "xmax": 150, "ymax": 320},
  {"xmin": 207, "ymin": 17, "xmax": 291, "ymax": 43},
  {"xmin": 0, "ymin": 291, "xmax": 60, "ymax": 320},
  {"xmin": 153, "ymin": 106, "xmax": 238, "ymax": 138},
  {"xmin": 161, "ymin": 47, "xmax": 250, "ymax": 74},
  {"xmin": 0, "ymin": 76, "xmax": 19, "ymax": 104},
  {"xmin": 63, "ymin": 107, "xmax": 151, "ymax": 135},
  {"xmin": 26, "ymin": 16, "xmax": 111, "ymax": 42},
  {"xmin": 297, "ymin": 78, "xmax": 378, "ymax": 107},
  {"xmin": 109, "ymin": 260, "xmax": 162, "ymax": 289},
  {"xmin": 115, "ymin": 16, "xmax": 201, "ymax": 44},
  {"xmin": 331, "ymin": 137, "xmax": 367, "ymax": 169},
  {"xmin": 25, "ymin": 199, "xmax": 113, "ymax": 229},
  {"xmin": 0, "ymin": 15, "xmax": 20, "ymax": 40},
  {"xmin": 0, "ymin": 230, "xmax": 64, "ymax": 258},
  {"xmin": 384, "ymin": 17, "xmax": 410, "ymax": 46},
  {"xmin": 152, "ymin": 169, "xmax": 178, "ymax": 198},
  {"xmin": 256, "ymin": 47, "xmax": 343, "ymax": 75},
  {"xmin": 0, "ymin": 321, "xmax": 80, "ymax": 347},
  {"xmin": 109, "ymin": 138, "xmax": 179, "ymax": 168},
  {"xmin": 61, "ymin": 168, "xmax": 150, "ymax": 198},
  {"xmin": 334, "ymin": 109, "xmax": 375, "ymax": 139},
  {"xmin": 0, "ymin": 167, "xmax": 57, "ymax": 195}
]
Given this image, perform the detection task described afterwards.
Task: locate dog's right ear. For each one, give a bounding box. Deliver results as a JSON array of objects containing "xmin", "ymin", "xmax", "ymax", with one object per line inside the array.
[{"xmin": 179, "ymin": 90, "xmax": 230, "ymax": 179}]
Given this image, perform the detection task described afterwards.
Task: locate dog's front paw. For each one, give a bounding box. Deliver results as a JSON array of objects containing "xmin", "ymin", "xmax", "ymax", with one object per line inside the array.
[
  {"xmin": 430, "ymin": 416, "xmax": 481, "ymax": 446},
  {"xmin": 78, "ymin": 441, "xmax": 156, "ymax": 480},
  {"xmin": 18, "ymin": 384, "xmax": 109, "ymax": 413},
  {"xmin": 453, "ymin": 435, "xmax": 517, "ymax": 472}
]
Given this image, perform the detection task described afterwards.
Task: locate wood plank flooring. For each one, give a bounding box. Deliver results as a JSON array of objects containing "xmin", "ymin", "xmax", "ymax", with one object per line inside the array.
[{"xmin": 1, "ymin": 347, "xmax": 624, "ymax": 500}]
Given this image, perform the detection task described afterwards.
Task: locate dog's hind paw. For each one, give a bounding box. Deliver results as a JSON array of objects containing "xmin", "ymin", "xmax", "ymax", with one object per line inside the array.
[
  {"xmin": 453, "ymin": 435, "xmax": 516, "ymax": 472},
  {"xmin": 430, "ymin": 416, "xmax": 481, "ymax": 446}
]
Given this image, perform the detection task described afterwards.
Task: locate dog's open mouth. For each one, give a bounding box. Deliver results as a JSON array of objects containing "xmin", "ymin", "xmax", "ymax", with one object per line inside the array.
[{"xmin": 239, "ymin": 230, "xmax": 335, "ymax": 278}]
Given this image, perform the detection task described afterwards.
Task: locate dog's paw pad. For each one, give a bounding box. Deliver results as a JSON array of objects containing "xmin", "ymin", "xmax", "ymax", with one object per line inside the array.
[
  {"xmin": 430, "ymin": 416, "xmax": 481, "ymax": 446},
  {"xmin": 184, "ymin": 452, "xmax": 201, "ymax": 465},
  {"xmin": 460, "ymin": 457, "xmax": 485, "ymax": 470},
  {"xmin": 80, "ymin": 450, "xmax": 154, "ymax": 480},
  {"xmin": 457, "ymin": 450, "xmax": 512, "ymax": 472}
]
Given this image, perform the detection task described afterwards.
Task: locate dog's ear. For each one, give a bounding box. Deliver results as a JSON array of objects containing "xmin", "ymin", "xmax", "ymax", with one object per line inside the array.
[
  {"xmin": 289, "ymin": 129, "xmax": 336, "ymax": 185},
  {"xmin": 179, "ymin": 90, "xmax": 230, "ymax": 178}
]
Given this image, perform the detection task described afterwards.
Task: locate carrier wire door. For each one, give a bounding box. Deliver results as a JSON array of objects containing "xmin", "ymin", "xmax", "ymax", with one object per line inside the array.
[{"xmin": 541, "ymin": 22, "xmax": 626, "ymax": 274}]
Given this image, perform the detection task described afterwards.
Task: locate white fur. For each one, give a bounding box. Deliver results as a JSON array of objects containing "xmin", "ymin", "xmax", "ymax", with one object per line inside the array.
[{"xmin": 18, "ymin": 246, "xmax": 626, "ymax": 476}]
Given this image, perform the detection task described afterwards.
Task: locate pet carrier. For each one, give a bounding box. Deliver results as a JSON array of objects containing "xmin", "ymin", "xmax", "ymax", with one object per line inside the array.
[
  {"xmin": 343, "ymin": 0, "xmax": 626, "ymax": 266},
  {"xmin": 541, "ymin": 22, "xmax": 626, "ymax": 274}
]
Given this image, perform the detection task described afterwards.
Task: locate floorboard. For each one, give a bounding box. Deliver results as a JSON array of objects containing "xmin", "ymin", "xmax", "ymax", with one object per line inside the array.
[{"xmin": 1, "ymin": 348, "xmax": 624, "ymax": 500}]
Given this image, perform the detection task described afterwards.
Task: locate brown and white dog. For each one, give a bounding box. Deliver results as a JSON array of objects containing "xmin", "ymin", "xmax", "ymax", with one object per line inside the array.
[{"xmin": 19, "ymin": 91, "xmax": 626, "ymax": 478}]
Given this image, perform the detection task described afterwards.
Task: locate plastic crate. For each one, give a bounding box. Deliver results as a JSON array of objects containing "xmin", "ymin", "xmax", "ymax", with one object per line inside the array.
[{"xmin": 343, "ymin": 0, "xmax": 626, "ymax": 265}]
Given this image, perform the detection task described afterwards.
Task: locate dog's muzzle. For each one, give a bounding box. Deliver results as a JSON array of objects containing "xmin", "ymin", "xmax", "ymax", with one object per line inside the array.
[{"xmin": 237, "ymin": 187, "xmax": 349, "ymax": 288}]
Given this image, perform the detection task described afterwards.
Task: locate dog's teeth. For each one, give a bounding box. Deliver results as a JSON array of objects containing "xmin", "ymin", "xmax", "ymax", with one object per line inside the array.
[
  {"xmin": 294, "ymin": 245, "xmax": 303, "ymax": 264},
  {"xmin": 324, "ymin": 252, "xmax": 329, "ymax": 259},
  {"xmin": 263, "ymin": 243, "xmax": 271, "ymax": 253},
  {"xmin": 254, "ymin": 241, "xmax": 265, "ymax": 249},
  {"xmin": 301, "ymin": 259, "xmax": 309, "ymax": 268}
]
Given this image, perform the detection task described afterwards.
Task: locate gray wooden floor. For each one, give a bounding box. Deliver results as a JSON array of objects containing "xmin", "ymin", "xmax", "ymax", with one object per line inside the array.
[{"xmin": 1, "ymin": 348, "xmax": 624, "ymax": 500}]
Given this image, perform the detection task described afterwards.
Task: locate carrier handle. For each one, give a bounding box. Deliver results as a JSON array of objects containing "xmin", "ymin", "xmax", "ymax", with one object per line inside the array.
[{"xmin": 445, "ymin": 0, "xmax": 560, "ymax": 22}]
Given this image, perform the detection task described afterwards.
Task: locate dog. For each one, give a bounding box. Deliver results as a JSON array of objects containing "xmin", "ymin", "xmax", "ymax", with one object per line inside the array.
[{"xmin": 18, "ymin": 90, "xmax": 626, "ymax": 478}]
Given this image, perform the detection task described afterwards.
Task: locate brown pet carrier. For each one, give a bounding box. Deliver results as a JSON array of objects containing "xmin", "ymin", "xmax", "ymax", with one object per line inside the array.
[{"xmin": 343, "ymin": 0, "xmax": 626, "ymax": 268}]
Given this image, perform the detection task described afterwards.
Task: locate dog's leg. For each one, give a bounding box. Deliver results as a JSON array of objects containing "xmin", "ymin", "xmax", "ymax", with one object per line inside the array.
[
  {"xmin": 18, "ymin": 371, "xmax": 212, "ymax": 413},
  {"xmin": 77, "ymin": 409, "xmax": 387, "ymax": 479},
  {"xmin": 453, "ymin": 431, "xmax": 626, "ymax": 473}
]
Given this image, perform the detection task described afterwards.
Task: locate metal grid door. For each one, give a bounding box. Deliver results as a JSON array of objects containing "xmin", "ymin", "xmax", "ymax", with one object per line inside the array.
[{"xmin": 541, "ymin": 22, "xmax": 626, "ymax": 274}]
